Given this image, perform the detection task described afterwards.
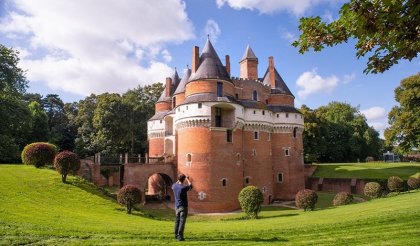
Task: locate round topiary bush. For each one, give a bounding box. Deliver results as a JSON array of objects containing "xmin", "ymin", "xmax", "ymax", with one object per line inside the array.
[
  {"xmin": 21, "ymin": 142, "xmax": 58, "ymax": 168},
  {"xmin": 407, "ymin": 177, "xmax": 420, "ymax": 190},
  {"xmin": 295, "ymin": 189, "xmax": 318, "ymax": 211},
  {"xmin": 238, "ymin": 186, "xmax": 264, "ymax": 219},
  {"xmin": 117, "ymin": 185, "xmax": 142, "ymax": 214},
  {"xmin": 388, "ymin": 176, "xmax": 404, "ymax": 193},
  {"xmin": 364, "ymin": 182, "xmax": 382, "ymax": 198},
  {"xmin": 54, "ymin": 151, "xmax": 81, "ymax": 183},
  {"xmin": 333, "ymin": 192, "xmax": 353, "ymax": 206}
]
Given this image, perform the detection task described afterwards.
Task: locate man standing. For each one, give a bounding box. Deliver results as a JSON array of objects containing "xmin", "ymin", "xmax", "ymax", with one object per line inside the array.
[{"xmin": 172, "ymin": 174, "xmax": 192, "ymax": 241}]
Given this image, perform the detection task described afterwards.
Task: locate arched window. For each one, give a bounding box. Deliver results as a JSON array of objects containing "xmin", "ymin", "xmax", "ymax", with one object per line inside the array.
[
  {"xmin": 293, "ymin": 127, "xmax": 297, "ymax": 138},
  {"xmin": 277, "ymin": 173, "xmax": 283, "ymax": 183},
  {"xmin": 244, "ymin": 177, "xmax": 250, "ymax": 184},
  {"xmin": 222, "ymin": 179, "xmax": 227, "ymax": 187},
  {"xmin": 252, "ymin": 90, "xmax": 258, "ymax": 100}
]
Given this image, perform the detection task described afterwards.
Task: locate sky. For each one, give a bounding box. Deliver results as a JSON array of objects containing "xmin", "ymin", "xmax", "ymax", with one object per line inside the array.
[{"xmin": 0, "ymin": 0, "xmax": 419, "ymax": 138}]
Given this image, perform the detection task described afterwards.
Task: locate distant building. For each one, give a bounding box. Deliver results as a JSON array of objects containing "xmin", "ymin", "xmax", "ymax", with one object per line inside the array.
[{"xmin": 147, "ymin": 39, "xmax": 305, "ymax": 212}]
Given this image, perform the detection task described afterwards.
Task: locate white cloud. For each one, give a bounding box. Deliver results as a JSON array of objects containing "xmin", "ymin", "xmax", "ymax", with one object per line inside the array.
[
  {"xmin": 322, "ymin": 10, "xmax": 334, "ymax": 23},
  {"xmin": 296, "ymin": 68, "xmax": 339, "ymax": 99},
  {"xmin": 360, "ymin": 107, "xmax": 386, "ymax": 121},
  {"xmin": 282, "ymin": 31, "xmax": 297, "ymax": 44},
  {"xmin": 216, "ymin": 0, "xmax": 332, "ymax": 16},
  {"xmin": 204, "ymin": 19, "xmax": 221, "ymax": 43},
  {"xmin": 0, "ymin": 0, "xmax": 194, "ymax": 96},
  {"xmin": 370, "ymin": 122, "xmax": 387, "ymax": 132},
  {"xmin": 342, "ymin": 73, "xmax": 356, "ymax": 84}
]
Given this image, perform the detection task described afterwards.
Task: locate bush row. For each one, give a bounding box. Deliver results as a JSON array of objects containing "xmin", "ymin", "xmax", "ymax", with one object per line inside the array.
[{"xmin": 364, "ymin": 176, "xmax": 420, "ymax": 198}]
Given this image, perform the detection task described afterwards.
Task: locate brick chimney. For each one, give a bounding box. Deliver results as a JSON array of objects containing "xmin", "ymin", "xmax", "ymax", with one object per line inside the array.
[
  {"xmin": 192, "ymin": 46, "xmax": 199, "ymax": 73},
  {"xmin": 225, "ymin": 55, "xmax": 230, "ymax": 76},
  {"xmin": 269, "ymin": 56, "xmax": 275, "ymax": 88},
  {"xmin": 165, "ymin": 77, "xmax": 172, "ymax": 97}
]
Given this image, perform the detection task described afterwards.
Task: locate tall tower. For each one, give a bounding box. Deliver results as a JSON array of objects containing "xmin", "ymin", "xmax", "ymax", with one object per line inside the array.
[{"xmin": 239, "ymin": 45, "xmax": 258, "ymax": 80}]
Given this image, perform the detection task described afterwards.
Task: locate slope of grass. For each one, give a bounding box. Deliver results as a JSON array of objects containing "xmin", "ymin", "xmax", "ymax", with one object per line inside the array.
[
  {"xmin": 1, "ymin": 164, "xmax": 420, "ymax": 245},
  {"xmin": 312, "ymin": 162, "xmax": 420, "ymax": 179}
]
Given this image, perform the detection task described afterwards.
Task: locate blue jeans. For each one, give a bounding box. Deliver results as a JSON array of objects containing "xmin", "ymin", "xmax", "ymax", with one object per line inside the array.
[{"xmin": 174, "ymin": 206, "xmax": 188, "ymax": 239}]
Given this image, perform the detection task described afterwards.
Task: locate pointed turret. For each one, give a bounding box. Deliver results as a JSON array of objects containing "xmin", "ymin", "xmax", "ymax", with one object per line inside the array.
[
  {"xmin": 239, "ymin": 44, "xmax": 258, "ymax": 80},
  {"xmin": 171, "ymin": 69, "xmax": 181, "ymax": 93},
  {"xmin": 262, "ymin": 57, "xmax": 294, "ymax": 97},
  {"xmin": 189, "ymin": 39, "xmax": 230, "ymax": 81},
  {"xmin": 157, "ymin": 69, "xmax": 180, "ymax": 102},
  {"xmin": 174, "ymin": 68, "xmax": 191, "ymax": 95}
]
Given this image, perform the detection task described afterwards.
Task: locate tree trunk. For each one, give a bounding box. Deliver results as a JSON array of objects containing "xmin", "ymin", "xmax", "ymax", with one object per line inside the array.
[
  {"xmin": 127, "ymin": 202, "xmax": 132, "ymax": 214},
  {"xmin": 62, "ymin": 173, "xmax": 67, "ymax": 183}
]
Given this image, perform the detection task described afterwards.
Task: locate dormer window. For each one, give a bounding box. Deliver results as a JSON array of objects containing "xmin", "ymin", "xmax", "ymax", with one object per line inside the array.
[{"xmin": 252, "ymin": 90, "xmax": 258, "ymax": 101}]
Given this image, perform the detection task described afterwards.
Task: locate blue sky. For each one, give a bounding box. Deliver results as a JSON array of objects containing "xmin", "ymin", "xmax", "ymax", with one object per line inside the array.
[{"xmin": 0, "ymin": 0, "xmax": 419, "ymax": 137}]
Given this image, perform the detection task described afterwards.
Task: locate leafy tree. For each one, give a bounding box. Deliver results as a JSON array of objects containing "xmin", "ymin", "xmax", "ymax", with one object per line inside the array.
[
  {"xmin": 28, "ymin": 101, "xmax": 49, "ymax": 142},
  {"xmin": 117, "ymin": 185, "xmax": 142, "ymax": 214},
  {"xmin": 295, "ymin": 189, "xmax": 318, "ymax": 211},
  {"xmin": 238, "ymin": 186, "xmax": 264, "ymax": 219},
  {"xmin": 21, "ymin": 142, "xmax": 58, "ymax": 168},
  {"xmin": 387, "ymin": 176, "xmax": 404, "ymax": 193},
  {"xmin": 333, "ymin": 192, "xmax": 353, "ymax": 206},
  {"xmin": 364, "ymin": 182, "xmax": 382, "ymax": 198},
  {"xmin": 74, "ymin": 94, "xmax": 98, "ymax": 157},
  {"xmin": 293, "ymin": 0, "xmax": 420, "ymax": 74},
  {"xmin": 0, "ymin": 44, "xmax": 28, "ymax": 96},
  {"xmin": 385, "ymin": 73, "xmax": 420, "ymax": 153},
  {"xmin": 54, "ymin": 151, "xmax": 81, "ymax": 183}
]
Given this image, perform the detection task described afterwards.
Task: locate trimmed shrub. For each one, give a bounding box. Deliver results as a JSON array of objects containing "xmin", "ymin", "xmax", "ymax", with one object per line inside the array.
[
  {"xmin": 238, "ymin": 186, "xmax": 264, "ymax": 219},
  {"xmin": 117, "ymin": 185, "xmax": 142, "ymax": 214},
  {"xmin": 295, "ymin": 189, "xmax": 318, "ymax": 211},
  {"xmin": 54, "ymin": 151, "xmax": 81, "ymax": 183},
  {"xmin": 407, "ymin": 178, "xmax": 420, "ymax": 190},
  {"xmin": 21, "ymin": 142, "xmax": 58, "ymax": 168},
  {"xmin": 364, "ymin": 182, "xmax": 382, "ymax": 198},
  {"xmin": 333, "ymin": 192, "xmax": 353, "ymax": 206},
  {"xmin": 387, "ymin": 176, "xmax": 404, "ymax": 193}
]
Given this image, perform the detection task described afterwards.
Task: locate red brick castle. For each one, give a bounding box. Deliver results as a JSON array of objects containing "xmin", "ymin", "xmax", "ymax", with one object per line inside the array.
[{"xmin": 147, "ymin": 39, "xmax": 304, "ymax": 212}]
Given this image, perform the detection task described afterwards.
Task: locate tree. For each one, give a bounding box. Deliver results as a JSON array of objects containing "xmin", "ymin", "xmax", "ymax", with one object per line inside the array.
[
  {"xmin": 74, "ymin": 94, "xmax": 98, "ymax": 157},
  {"xmin": 385, "ymin": 73, "xmax": 420, "ymax": 153},
  {"xmin": 0, "ymin": 44, "xmax": 28, "ymax": 96},
  {"xmin": 238, "ymin": 186, "xmax": 264, "ymax": 219},
  {"xmin": 28, "ymin": 101, "xmax": 49, "ymax": 142},
  {"xmin": 54, "ymin": 151, "xmax": 81, "ymax": 183},
  {"xmin": 293, "ymin": 0, "xmax": 420, "ymax": 74},
  {"xmin": 21, "ymin": 142, "xmax": 58, "ymax": 168},
  {"xmin": 295, "ymin": 189, "xmax": 318, "ymax": 211},
  {"xmin": 117, "ymin": 185, "xmax": 142, "ymax": 214}
]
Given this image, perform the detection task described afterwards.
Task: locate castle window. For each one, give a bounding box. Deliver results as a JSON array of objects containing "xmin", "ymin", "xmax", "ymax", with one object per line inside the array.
[
  {"xmin": 217, "ymin": 82, "xmax": 223, "ymax": 97},
  {"xmin": 254, "ymin": 131, "xmax": 259, "ymax": 140},
  {"xmin": 277, "ymin": 173, "xmax": 283, "ymax": 183},
  {"xmin": 286, "ymin": 113, "xmax": 289, "ymax": 118},
  {"xmin": 186, "ymin": 153, "xmax": 192, "ymax": 166},
  {"xmin": 295, "ymin": 114, "xmax": 297, "ymax": 119},
  {"xmin": 227, "ymin": 129, "xmax": 233, "ymax": 143},
  {"xmin": 252, "ymin": 149, "xmax": 257, "ymax": 156},
  {"xmin": 284, "ymin": 148, "xmax": 290, "ymax": 156},
  {"xmin": 252, "ymin": 90, "xmax": 258, "ymax": 101},
  {"xmin": 215, "ymin": 107, "xmax": 222, "ymax": 127},
  {"xmin": 235, "ymin": 93, "xmax": 239, "ymax": 99},
  {"xmin": 267, "ymin": 132, "xmax": 271, "ymax": 141},
  {"xmin": 262, "ymin": 186, "xmax": 267, "ymax": 193},
  {"xmin": 293, "ymin": 127, "xmax": 297, "ymax": 138},
  {"xmin": 245, "ymin": 176, "xmax": 250, "ymax": 184},
  {"xmin": 253, "ymin": 110, "xmax": 256, "ymax": 114},
  {"xmin": 277, "ymin": 114, "xmax": 279, "ymax": 118},
  {"xmin": 160, "ymin": 120, "xmax": 162, "ymax": 124},
  {"xmin": 236, "ymin": 153, "xmax": 241, "ymax": 164},
  {"xmin": 221, "ymin": 178, "xmax": 227, "ymax": 187},
  {"xmin": 265, "ymin": 99, "xmax": 268, "ymax": 104},
  {"xmin": 186, "ymin": 105, "xmax": 188, "ymax": 110},
  {"xmin": 198, "ymin": 103, "xmax": 202, "ymax": 108},
  {"xmin": 262, "ymin": 110, "xmax": 265, "ymax": 115}
]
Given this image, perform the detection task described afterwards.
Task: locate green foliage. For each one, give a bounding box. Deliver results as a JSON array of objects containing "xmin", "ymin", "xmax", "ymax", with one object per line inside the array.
[
  {"xmin": 28, "ymin": 101, "xmax": 49, "ymax": 142},
  {"xmin": 300, "ymin": 102, "xmax": 382, "ymax": 163},
  {"xmin": 295, "ymin": 189, "xmax": 318, "ymax": 211},
  {"xmin": 21, "ymin": 142, "xmax": 58, "ymax": 168},
  {"xmin": 385, "ymin": 73, "xmax": 420, "ymax": 153},
  {"xmin": 238, "ymin": 186, "xmax": 264, "ymax": 219},
  {"xmin": 54, "ymin": 151, "xmax": 81, "ymax": 183},
  {"xmin": 387, "ymin": 176, "xmax": 404, "ymax": 193},
  {"xmin": 117, "ymin": 185, "xmax": 142, "ymax": 214},
  {"xmin": 364, "ymin": 182, "xmax": 382, "ymax": 198},
  {"xmin": 0, "ymin": 44, "xmax": 28, "ymax": 96},
  {"xmin": 333, "ymin": 192, "xmax": 353, "ymax": 206},
  {"xmin": 293, "ymin": 0, "xmax": 420, "ymax": 74},
  {"xmin": 407, "ymin": 177, "xmax": 420, "ymax": 190}
]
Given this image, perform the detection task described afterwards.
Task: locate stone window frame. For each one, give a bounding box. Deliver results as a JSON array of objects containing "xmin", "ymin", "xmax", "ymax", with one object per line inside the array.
[
  {"xmin": 262, "ymin": 186, "xmax": 267, "ymax": 193},
  {"xmin": 236, "ymin": 153, "xmax": 241, "ymax": 165},
  {"xmin": 277, "ymin": 172, "xmax": 283, "ymax": 183},
  {"xmin": 244, "ymin": 176, "xmax": 251, "ymax": 184},
  {"xmin": 198, "ymin": 103, "xmax": 202, "ymax": 108},
  {"xmin": 253, "ymin": 131, "xmax": 259, "ymax": 140},
  {"xmin": 293, "ymin": 127, "xmax": 297, "ymax": 138},
  {"xmin": 221, "ymin": 178, "xmax": 227, "ymax": 187},
  {"xmin": 186, "ymin": 153, "xmax": 192, "ymax": 166},
  {"xmin": 286, "ymin": 113, "xmax": 289, "ymax": 118},
  {"xmin": 252, "ymin": 149, "xmax": 257, "ymax": 156},
  {"xmin": 262, "ymin": 110, "xmax": 265, "ymax": 115},
  {"xmin": 283, "ymin": 148, "xmax": 290, "ymax": 156}
]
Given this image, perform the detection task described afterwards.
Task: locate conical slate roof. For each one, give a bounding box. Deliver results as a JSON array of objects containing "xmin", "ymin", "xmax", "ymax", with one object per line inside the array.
[
  {"xmin": 157, "ymin": 69, "xmax": 180, "ymax": 102},
  {"xmin": 240, "ymin": 44, "xmax": 257, "ymax": 61},
  {"xmin": 189, "ymin": 39, "xmax": 230, "ymax": 81},
  {"xmin": 174, "ymin": 68, "xmax": 191, "ymax": 95},
  {"xmin": 262, "ymin": 67, "xmax": 294, "ymax": 97}
]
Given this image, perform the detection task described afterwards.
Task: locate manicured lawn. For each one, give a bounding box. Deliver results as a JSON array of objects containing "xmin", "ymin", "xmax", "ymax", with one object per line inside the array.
[
  {"xmin": 1, "ymin": 164, "xmax": 420, "ymax": 245},
  {"xmin": 312, "ymin": 162, "xmax": 420, "ymax": 179}
]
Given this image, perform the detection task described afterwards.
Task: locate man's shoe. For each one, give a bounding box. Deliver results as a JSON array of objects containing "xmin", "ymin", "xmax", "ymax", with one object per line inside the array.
[{"xmin": 177, "ymin": 238, "xmax": 185, "ymax": 241}]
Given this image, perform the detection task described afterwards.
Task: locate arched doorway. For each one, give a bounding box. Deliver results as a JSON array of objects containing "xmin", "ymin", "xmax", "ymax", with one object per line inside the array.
[{"xmin": 145, "ymin": 173, "xmax": 174, "ymax": 203}]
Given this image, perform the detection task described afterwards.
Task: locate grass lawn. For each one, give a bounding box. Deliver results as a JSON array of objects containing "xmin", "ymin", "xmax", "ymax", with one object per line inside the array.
[
  {"xmin": 312, "ymin": 162, "xmax": 420, "ymax": 179},
  {"xmin": 1, "ymin": 164, "xmax": 420, "ymax": 245}
]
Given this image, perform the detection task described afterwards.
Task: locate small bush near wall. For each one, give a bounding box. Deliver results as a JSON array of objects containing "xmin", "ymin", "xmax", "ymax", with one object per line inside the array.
[
  {"xmin": 295, "ymin": 189, "xmax": 318, "ymax": 211},
  {"xmin": 388, "ymin": 176, "xmax": 404, "ymax": 193},
  {"xmin": 238, "ymin": 186, "xmax": 264, "ymax": 219},
  {"xmin": 54, "ymin": 151, "xmax": 81, "ymax": 183},
  {"xmin": 407, "ymin": 178, "xmax": 420, "ymax": 190},
  {"xmin": 333, "ymin": 192, "xmax": 353, "ymax": 206},
  {"xmin": 364, "ymin": 182, "xmax": 382, "ymax": 198},
  {"xmin": 21, "ymin": 142, "xmax": 58, "ymax": 168},
  {"xmin": 117, "ymin": 185, "xmax": 142, "ymax": 214}
]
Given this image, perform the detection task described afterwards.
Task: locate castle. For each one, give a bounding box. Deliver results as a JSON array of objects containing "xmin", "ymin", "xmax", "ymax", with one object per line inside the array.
[{"xmin": 147, "ymin": 39, "xmax": 304, "ymax": 212}]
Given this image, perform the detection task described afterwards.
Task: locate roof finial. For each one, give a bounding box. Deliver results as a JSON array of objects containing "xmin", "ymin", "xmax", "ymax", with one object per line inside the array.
[
  {"xmin": 187, "ymin": 64, "xmax": 189, "ymax": 69},
  {"xmin": 207, "ymin": 34, "xmax": 210, "ymax": 40}
]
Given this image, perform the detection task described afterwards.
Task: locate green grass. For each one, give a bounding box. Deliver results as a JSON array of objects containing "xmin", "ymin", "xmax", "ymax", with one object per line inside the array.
[
  {"xmin": 312, "ymin": 162, "xmax": 420, "ymax": 179},
  {"xmin": 1, "ymin": 165, "xmax": 420, "ymax": 245}
]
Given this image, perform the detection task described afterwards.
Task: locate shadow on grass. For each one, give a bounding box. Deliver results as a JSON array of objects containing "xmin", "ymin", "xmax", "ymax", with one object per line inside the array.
[
  {"xmin": 67, "ymin": 177, "xmax": 117, "ymax": 202},
  {"xmin": 187, "ymin": 236, "xmax": 288, "ymax": 243}
]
